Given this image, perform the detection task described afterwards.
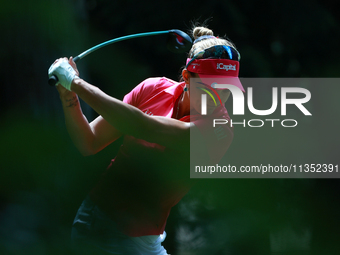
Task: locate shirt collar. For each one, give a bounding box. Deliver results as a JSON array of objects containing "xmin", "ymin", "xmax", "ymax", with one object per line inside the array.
[{"xmin": 164, "ymin": 81, "xmax": 185, "ymax": 99}]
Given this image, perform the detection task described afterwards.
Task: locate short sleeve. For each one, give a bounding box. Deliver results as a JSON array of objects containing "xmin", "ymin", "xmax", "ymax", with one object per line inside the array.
[{"xmin": 123, "ymin": 78, "xmax": 165, "ymax": 108}]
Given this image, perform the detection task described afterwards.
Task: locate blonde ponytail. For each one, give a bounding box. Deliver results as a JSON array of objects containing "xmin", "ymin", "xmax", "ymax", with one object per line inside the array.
[
  {"xmin": 188, "ymin": 26, "xmax": 236, "ymax": 58},
  {"xmin": 192, "ymin": 27, "xmax": 214, "ymax": 40}
]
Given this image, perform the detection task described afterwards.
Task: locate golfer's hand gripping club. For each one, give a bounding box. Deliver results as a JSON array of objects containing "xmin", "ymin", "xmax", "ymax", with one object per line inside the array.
[
  {"xmin": 48, "ymin": 57, "xmax": 79, "ymax": 87},
  {"xmin": 48, "ymin": 59, "xmax": 79, "ymax": 90}
]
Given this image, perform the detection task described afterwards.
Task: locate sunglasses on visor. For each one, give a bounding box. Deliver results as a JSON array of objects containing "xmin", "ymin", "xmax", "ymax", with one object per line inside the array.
[{"xmin": 186, "ymin": 45, "xmax": 241, "ymax": 68}]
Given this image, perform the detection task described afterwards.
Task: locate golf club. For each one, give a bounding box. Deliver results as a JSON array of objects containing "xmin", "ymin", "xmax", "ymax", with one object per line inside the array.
[{"xmin": 48, "ymin": 29, "xmax": 192, "ymax": 86}]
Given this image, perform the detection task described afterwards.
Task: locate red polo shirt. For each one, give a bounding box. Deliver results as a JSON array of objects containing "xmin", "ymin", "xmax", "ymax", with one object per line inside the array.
[{"xmin": 89, "ymin": 77, "xmax": 233, "ymax": 237}]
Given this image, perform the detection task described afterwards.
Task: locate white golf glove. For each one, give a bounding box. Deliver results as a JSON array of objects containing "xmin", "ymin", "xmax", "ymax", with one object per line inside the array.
[{"xmin": 48, "ymin": 60, "xmax": 79, "ymax": 91}]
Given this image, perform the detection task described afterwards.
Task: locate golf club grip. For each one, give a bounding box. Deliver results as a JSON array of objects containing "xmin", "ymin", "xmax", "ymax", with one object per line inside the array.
[
  {"xmin": 48, "ymin": 75, "xmax": 58, "ymax": 86},
  {"xmin": 48, "ymin": 56, "xmax": 80, "ymax": 86}
]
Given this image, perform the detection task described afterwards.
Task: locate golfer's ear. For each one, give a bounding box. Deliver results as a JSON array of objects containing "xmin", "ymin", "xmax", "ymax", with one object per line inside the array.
[{"xmin": 182, "ymin": 69, "xmax": 190, "ymax": 84}]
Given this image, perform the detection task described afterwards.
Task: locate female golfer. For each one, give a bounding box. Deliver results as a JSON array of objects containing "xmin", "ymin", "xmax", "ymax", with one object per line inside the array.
[{"xmin": 49, "ymin": 26, "xmax": 244, "ymax": 255}]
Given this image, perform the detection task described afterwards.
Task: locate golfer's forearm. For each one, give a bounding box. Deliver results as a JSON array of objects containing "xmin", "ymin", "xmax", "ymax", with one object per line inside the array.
[
  {"xmin": 71, "ymin": 78, "xmax": 148, "ymax": 139},
  {"xmin": 71, "ymin": 78, "xmax": 191, "ymax": 150},
  {"xmin": 60, "ymin": 96, "xmax": 96, "ymax": 156}
]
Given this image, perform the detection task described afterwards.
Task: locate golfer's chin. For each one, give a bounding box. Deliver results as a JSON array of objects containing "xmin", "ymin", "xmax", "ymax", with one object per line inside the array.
[
  {"xmin": 191, "ymin": 104, "xmax": 217, "ymax": 116},
  {"xmin": 196, "ymin": 106, "xmax": 216, "ymax": 116},
  {"xmin": 206, "ymin": 105, "xmax": 218, "ymax": 115}
]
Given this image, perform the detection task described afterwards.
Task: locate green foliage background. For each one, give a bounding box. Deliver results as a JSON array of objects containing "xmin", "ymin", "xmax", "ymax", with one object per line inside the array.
[{"xmin": 0, "ymin": 0, "xmax": 339, "ymax": 254}]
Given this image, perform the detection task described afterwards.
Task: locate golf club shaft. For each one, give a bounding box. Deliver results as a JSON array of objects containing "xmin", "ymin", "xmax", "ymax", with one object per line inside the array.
[
  {"xmin": 48, "ymin": 30, "xmax": 170, "ymax": 86},
  {"xmin": 76, "ymin": 30, "xmax": 169, "ymax": 61}
]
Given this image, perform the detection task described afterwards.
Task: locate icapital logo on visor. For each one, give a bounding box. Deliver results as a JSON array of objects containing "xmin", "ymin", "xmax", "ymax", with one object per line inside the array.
[{"xmin": 216, "ymin": 63, "xmax": 236, "ymax": 71}]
